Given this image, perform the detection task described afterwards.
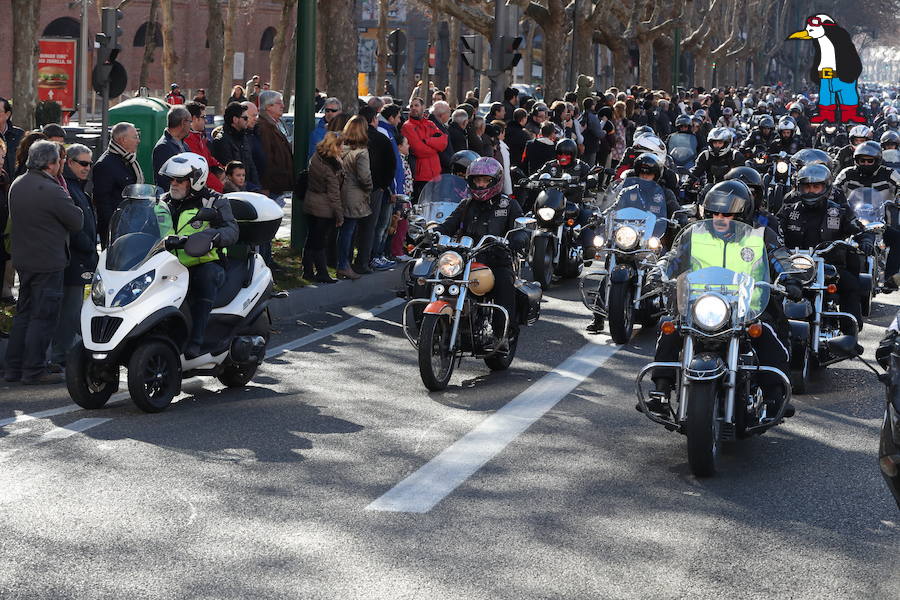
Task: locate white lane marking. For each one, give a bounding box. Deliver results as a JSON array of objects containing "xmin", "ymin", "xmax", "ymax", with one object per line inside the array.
[
  {"xmin": 0, "ymin": 405, "xmax": 82, "ymax": 428},
  {"xmin": 366, "ymin": 337, "xmax": 621, "ymax": 513},
  {"xmin": 265, "ymin": 297, "xmax": 404, "ymax": 358},
  {"xmin": 40, "ymin": 418, "xmax": 113, "ymax": 441}
]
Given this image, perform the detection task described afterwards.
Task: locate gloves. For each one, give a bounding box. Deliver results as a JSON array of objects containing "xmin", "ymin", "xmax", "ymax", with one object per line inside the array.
[
  {"xmin": 645, "ymin": 267, "xmax": 663, "ymax": 289},
  {"xmin": 859, "ymin": 241, "xmax": 876, "ymax": 256},
  {"xmin": 782, "ymin": 278, "xmax": 803, "ymax": 301},
  {"xmin": 165, "ymin": 235, "xmax": 187, "ymax": 251}
]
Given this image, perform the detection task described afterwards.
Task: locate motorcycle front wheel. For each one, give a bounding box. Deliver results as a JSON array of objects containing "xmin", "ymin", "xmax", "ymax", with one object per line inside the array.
[
  {"xmin": 418, "ymin": 313, "xmax": 456, "ymax": 391},
  {"xmin": 790, "ymin": 338, "xmax": 811, "ymax": 395},
  {"xmin": 128, "ymin": 341, "xmax": 181, "ymax": 413},
  {"xmin": 607, "ymin": 282, "xmax": 635, "ymax": 344},
  {"xmin": 686, "ymin": 380, "xmax": 720, "ymax": 477},
  {"xmin": 66, "ymin": 341, "xmax": 118, "ymax": 409},
  {"xmin": 531, "ymin": 235, "xmax": 554, "ymax": 290}
]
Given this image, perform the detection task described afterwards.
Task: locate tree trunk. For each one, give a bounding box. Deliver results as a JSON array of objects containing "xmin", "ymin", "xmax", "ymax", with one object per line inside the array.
[
  {"xmin": 319, "ymin": 0, "xmax": 359, "ymax": 114},
  {"xmin": 284, "ymin": 26, "xmax": 297, "ymax": 109},
  {"xmin": 637, "ymin": 37, "xmax": 654, "ymax": 88},
  {"xmin": 11, "ymin": 0, "xmax": 41, "ymax": 131},
  {"xmin": 573, "ymin": 17, "xmax": 595, "ymax": 82},
  {"xmin": 206, "ymin": 0, "xmax": 224, "ymax": 111},
  {"xmin": 221, "ymin": 0, "xmax": 239, "ymax": 108},
  {"xmin": 694, "ymin": 53, "xmax": 710, "ymax": 90},
  {"xmin": 447, "ymin": 17, "xmax": 460, "ymax": 105},
  {"xmin": 139, "ymin": 0, "xmax": 160, "ymax": 89},
  {"xmin": 610, "ymin": 42, "xmax": 630, "ymax": 88},
  {"xmin": 375, "ymin": 0, "xmax": 389, "ymax": 97},
  {"xmin": 654, "ymin": 35, "xmax": 673, "ymax": 91},
  {"xmin": 541, "ymin": 15, "xmax": 567, "ymax": 100},
  {"xmin": 270, "ymin": 0, "xmax": 294, "ymax": 93},
  {"xmin": 522, "ymin": 21, "xmax": 535, "ymax": 85},
  {"xmin": 160, "ymin": 0, "xmax": 178, "ymax": 92}
]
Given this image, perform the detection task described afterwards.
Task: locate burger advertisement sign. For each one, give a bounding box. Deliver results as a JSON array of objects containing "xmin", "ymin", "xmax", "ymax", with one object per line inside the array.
[{"xmin": 38, "ymin": 39, "xmax": 78, "ymax": 111}]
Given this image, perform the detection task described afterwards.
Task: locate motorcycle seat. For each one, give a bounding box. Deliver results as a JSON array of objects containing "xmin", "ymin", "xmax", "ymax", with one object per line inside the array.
[{"xmin": 213, "ymin": 248, "xmax": 253, "ymax": 308}]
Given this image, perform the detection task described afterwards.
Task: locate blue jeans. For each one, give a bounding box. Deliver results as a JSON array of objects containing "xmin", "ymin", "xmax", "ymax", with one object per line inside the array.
[
  {"xmin": 50, "ymin": 284, "xmax": 86, "ymax": 364},
  {"xmin": 5, "ymin": 270, "xmax": 64, "ymax": 379},
  {"xmin": 819, "ymin": 77, "xmax": 858, "ymax": 106},
  {"xmin": 337, "ymin": 218, "xmax": 358, "ymax": 270},
  {"xmin": 373, "ymin": 193, "xmax": 395, "ymax": 258}
]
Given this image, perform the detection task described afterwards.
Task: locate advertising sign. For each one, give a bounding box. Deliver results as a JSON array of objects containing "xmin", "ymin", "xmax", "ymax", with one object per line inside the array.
[{"xmin": 38, "ymin": 38, "xmax": 78, "ymax": 111}]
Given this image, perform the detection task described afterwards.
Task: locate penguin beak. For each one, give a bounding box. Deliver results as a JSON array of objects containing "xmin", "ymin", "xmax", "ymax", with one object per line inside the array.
[{"xmin": 787, "ymin": 30, "xmax": 813, "ymax": 40}]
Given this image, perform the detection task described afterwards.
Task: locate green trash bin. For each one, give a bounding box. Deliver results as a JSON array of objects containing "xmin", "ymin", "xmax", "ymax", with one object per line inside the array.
[{"xmin": 108, "ymin": 97, "xmax": 170, "ymax": 182}]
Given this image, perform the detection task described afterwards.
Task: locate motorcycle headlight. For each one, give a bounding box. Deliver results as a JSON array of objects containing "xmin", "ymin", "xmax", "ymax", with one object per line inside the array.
[
  {"xmin": 437, "ymin": 251, "xmax": 463, "ymax": 278},
  {"xmin": 111, "ymin": 270, "xmax": 155, "ymax": 308},
  {"xmin": 614, "ymin": 226, "xmax": 639, "ymax": 250},
  {"xmin": 790, "ymin": 255, "xmax": 816, "ymax": 283},
  {"xmin": 825, "ymin": 126, "xmax": 835, "ymax": 134},
  {"xmin": 537, "ymin": 207, "xmax": 556, "ymax": 222},
  {"xmin": 647, "ymin": 236, "xmax": 661, "ymax": 251},
  {"xmin": 91, "ymin": 272, "xmax": 105, "ymax": 307},
  {"xmin": 692, "ymin": 294, "xmax": 731, "ymax": 331},
  {"xmin": 592, "ymin": 235, "xmax": 604, "ymax": 247},
  {"xmin": 776, "ymin": 161, "xmax": 789, "ymax": 174}
]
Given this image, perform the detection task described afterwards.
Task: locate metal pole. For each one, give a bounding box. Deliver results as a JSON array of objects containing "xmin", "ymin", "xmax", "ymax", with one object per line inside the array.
[
  {"xmin": 100, "ymin": 81, "xmax": 110, "ymax": 151},
  {"xmin": 291, "ymin": 0, "xmax": 316, "ymax": 251},
  {"xmin": 79, "ymin": 0, "xmax": 89, "ymax": 126},
  {"xmin": 672, "ymin": 27, "xmax": 681, "ymax": 96}
]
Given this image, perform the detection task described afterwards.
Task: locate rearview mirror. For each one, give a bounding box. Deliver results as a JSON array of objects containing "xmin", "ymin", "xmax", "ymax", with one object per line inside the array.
[
  {"xmin": 193, "ymin": 207, "xmax": 218, "ymax": 222},
  {"xmin": 514, "ymin": 216, "xmax": 537, "ymax": 230}
]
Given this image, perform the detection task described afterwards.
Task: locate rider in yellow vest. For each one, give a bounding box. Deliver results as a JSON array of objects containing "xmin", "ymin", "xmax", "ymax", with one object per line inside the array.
[
  {"xmin": 158, "ymin": 153, "xmax": 239, "ymax": 358},
  {"xmin": 645, "ymin": 180, "xmax": 801, "ymax": 418}
]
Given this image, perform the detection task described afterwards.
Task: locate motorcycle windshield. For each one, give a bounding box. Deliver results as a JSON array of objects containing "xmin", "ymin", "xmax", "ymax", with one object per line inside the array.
[
  {"xmin": 607, "ymin": 178, "xmax": 668, "ymax": 241},
  {"xmin": 883, "ymin": 149, "xmax": 900, "ymax": 173},
  {"xmin": 667, "ymin": 133, "xmax": 698, "ymax": 157},
  {"xmin": 107, "ymin": 199, "xmax": 174, "ymax": 271},
  {"xmin": 667, "ymin": 220, "xmax": 770, "ymax": 323},
  {"xmin": 847, "ymin": 186, "xmax": 892, "ymax": 225},
  {"xmin": 416, "ymin": 175, "xmax": 468, "ymax": 224}
]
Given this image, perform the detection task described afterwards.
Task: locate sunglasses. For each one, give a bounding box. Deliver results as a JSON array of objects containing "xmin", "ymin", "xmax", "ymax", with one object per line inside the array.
[
  {"xmin": 324, "ymin": 108, "xmax": 339, "ymax": 113},
  {"xmin": 805, "ymin": 16, "xmax": 831, "ymax": 27},
  {"xmin": 240, "ymin": 115, "xmax": 249, "ymax": 120},
  {"xmin": 857, "ymin": 157, "xmax": 876, "ymax": 164},
  {"xmin": 171, "ymin": 176, "xmax": 191, "ymax": 183},
  {"xmin": 72, "ymin": 159, "xmax": 91, "ymax": 167}
]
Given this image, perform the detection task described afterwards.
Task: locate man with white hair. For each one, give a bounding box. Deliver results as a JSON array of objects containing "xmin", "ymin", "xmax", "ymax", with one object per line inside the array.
[
  {"xmin": 93, "ymin": 122, "xmax": 144, "ymax": 247},
  {"xmin": 4, "ymin": 141, "xmax": 83, "ymax": 385},
  {"xmin": 429, "ymin": 100, "xmax": 454, "ymax": 172},
  {"xmin": 308, "ymin": 96, "xmax": 342, "ymax": 158},
  {"xmin": 256, "ymin": 90, "xmax": 293, "ymax": 200},
  {"xmin": 449, "ymin": 109, "xmax": 469, "ymax": 152}
]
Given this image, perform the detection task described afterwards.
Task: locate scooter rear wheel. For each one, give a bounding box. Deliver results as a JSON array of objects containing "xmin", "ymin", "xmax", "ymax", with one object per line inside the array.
[
  {"xmin": 66, "ymin": 342, "xmax": 117, "ymax": 409},
  {"xmin": 128, "ymin": 341, "xmax": 180, "ymax": 413}
]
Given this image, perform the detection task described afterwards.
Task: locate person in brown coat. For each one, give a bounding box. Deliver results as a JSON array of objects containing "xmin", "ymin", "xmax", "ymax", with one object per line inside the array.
[
  {"xmin": 337, "ymin": 116, "xmax": 372, "ymax": 279},
  {"xmin": 256, "ymin": 91, "xmax": 294, "ymax": 198},
  {"xmin": 303, "ymin": 132, "xmax": 344, "ymax": 283}
]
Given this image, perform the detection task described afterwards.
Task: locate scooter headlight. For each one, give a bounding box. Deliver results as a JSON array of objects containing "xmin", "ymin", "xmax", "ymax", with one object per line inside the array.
[
  {"xmin": 614, "ymin": 226, "xmax": 639, "ymax": 250},
  {"xmin": 776, "ymin": 161, "xmax": 789, "ymax": 174},
  {"xmin": 537, "ymin": 207, "xmax": 556, "ymax": 222},
  {"xmin": 91, "ymin": 272, "xmax": 105, "ymax": 307},
  {"xmin": 111, "ymin": 270, "xmax": 155, "ymax": 308},
  {"xmin": 437, "ymin": 251, "xmax": 463, "ymax": 277},
  {"xmin": 692, "ymin": 294, "xmax": 731, "ymax": 331}
]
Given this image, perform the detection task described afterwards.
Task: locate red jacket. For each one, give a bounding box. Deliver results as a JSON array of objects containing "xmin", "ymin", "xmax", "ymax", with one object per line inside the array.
[
  {"xmin": 401, "ymin": 117, "xmax": 447, "ymax": 182},
  {"xmin": 184, "ymin": 129, "xmax": 224, "ymax": 192}
]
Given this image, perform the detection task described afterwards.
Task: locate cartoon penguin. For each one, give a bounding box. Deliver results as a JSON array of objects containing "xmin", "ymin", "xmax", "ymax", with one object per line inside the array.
[{"xmin": 788, "ymin": 14, "xmax": 864, "ymax": 124}]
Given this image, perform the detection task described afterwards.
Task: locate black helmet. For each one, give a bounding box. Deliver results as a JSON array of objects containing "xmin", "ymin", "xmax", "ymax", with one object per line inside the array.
[
  {"xmin": 675, "ymin": 114, "xmax": 691, "ymax": 130},
  {"xmin": 757, "ymin": 114, "xmax": 775, "ymax": 131},
  {"xmin": 853, "ymin": 140, "xmax": 883, "ymax": 175},
  {"xmin": 791, "ymin": 148, "xmax": 832, "ymax": 171},
  {"xmin": 724, "ymin": 166, "xmax": 764, "ymax": 210},
  {"xmin": 555, "ymin": 138, "xmax": 577, "ymax": 166},
  {"xmin": 701, "ymin": 180, "xmax": 753, "ymax": 223},
  {"xmin": 633, "ymin": 152, "xmax": 663, "ymax": 181},
  {"xmin": 880, "ymin": 130, "xmax": 900, "ymax": 149},
  {"xmin": 795, "ymin": 164, "xmax": 833, "ymax": 208},
  {"xmin": 449, "ymin": 150, "xmax": 480, "ymax": 177}
]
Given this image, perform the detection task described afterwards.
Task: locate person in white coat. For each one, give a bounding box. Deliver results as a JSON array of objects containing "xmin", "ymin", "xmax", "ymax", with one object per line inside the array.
[{"xmin": 491, "ymin": 120, "xmax": 514, "ymax": 195}]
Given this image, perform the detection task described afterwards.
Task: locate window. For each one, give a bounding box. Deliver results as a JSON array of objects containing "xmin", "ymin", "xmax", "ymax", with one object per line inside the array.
[
  {"xmin": 133, "ymin": 22, "xmax": 163, "ymax": 47},
  {"xmin": 260, "ymin": 27, "xmax": 276, "ymax": 51},
  {"xmin": 42, "ymin": 17, "xmax": 80, "ymax": 38}
]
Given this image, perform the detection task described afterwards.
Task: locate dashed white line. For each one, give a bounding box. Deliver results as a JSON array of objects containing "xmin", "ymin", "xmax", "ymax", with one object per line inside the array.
[{"xmin": 41, "ymin": 418, "xmax": 113, "ymax": 441}]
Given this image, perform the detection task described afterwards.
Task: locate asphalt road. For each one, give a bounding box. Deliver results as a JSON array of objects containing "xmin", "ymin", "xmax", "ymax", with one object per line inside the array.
[{"xmin": 0, "ymin": 273, "xmax": 897, "ymax": 599}]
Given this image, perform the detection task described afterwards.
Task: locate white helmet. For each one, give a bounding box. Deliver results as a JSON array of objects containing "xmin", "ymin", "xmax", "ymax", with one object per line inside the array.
[
  {"xmin": 158, "ymin": 152, "xmax": 209, "ymax": 192},
  {"xmin": 634, "ymin": 134, "xmax": 666, "ymax": 160}
]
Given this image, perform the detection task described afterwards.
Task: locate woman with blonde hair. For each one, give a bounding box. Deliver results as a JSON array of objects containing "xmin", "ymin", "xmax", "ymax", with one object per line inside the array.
[
  {"xmin": 303, "ymin": 132, "xmax": 345, "ymax": 283},
  {"xmin": 611, "ymin": 101, "xmax": 631, "ymax": 163},
  {"xmin": 336, "ymin": 116, "xmax": 372, "ymax": 279}
]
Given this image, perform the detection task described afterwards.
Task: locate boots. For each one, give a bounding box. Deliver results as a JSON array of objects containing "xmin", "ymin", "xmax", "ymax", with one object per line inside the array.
[
  {"xmin": 302, "ymin": 252, "xmax": 316, "ymax": 280},
  {"xmin": 809, "ymin": 104, "xmax": 835, "ymax": 124},
  {"xmin": 312, "ymin": 249, "xmax": 337, "ymax": 284},
  {"xmin": 840, "ymin": 104, "xmax": 867, "ymax": 124}
]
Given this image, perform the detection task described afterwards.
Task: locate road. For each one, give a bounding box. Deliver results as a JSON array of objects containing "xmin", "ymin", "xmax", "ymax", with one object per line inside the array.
[{"xmin": 0, "ymin": 274, "xmax": 896, "ymax": 599}]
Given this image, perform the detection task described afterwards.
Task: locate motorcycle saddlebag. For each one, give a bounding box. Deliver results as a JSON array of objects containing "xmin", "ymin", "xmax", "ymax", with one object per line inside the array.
[
  {"xmin": 515, "ymin": 279, "xmax": 542, "ymax": 325},
  {"xmin": 224, "ymin": 192, "xmax": 284, "ymax": 244}
]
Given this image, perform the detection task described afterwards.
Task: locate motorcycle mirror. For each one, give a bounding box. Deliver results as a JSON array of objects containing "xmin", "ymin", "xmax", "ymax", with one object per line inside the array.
[
  {"xmin": 866, "ymin": 222, "xmax": 885, "ymax": 232},
  {"xmin": 825, "ymin": 335, "xmax": 864, "ymax": 359},
  {"xmin": 515, "ymin": 216, "xmax": 537, "ymax": 229},
  {"xmin": 184, "ymin": 234, "xmax": 214, "ymax": 258},
  {"xmin": 539, "ymin": 173, "xmax": 552, "ymax": 181}
]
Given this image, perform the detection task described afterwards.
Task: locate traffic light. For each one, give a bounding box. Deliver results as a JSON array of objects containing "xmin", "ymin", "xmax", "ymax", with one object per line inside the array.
[
  {"xmin": 101, "ymin": 7, "xmax": 124, "ymax": 59},
  {"xmin": 499, "ymin": 35, "xmax": 523, "ymax": 71},
  {"xmin": 460, "ymin": 35, "xmax": 478, "ymax": 70}
]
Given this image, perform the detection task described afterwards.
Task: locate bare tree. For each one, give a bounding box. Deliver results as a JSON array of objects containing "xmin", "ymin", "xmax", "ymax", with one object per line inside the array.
[
  {"xmin": 222, "ymin": 0, "xmax": 240, "ymax": 107},
  {"xmin": 319, "ymin": 0, "xmax": 360, "ymax": 113},
  {"xmin": 160, "ymin": 0, "xmax": 178, "ymax": 91},
  {"xmin": 375, "ymin": 0, "xmax": 390, "ymax": 96},
  {"xmin": 270, "ymin": 0, "xmax": 295, "ymax": 93},
  {"xmin": 139, "ymin": 0, "xmax": 160, "ymax": 89},
  {"xmin": 448, "ymin": 17, "xmax": 461, "ymax": 104},
  {"xmin": 11, "ymin": 0, "xmax": 41, "ymax": 130},
  {"xmin": 206, "ymin": 0, "xmax": 225, "ymax": 110}
]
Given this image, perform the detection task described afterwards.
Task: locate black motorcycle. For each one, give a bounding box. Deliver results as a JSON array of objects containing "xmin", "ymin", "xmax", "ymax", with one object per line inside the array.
[
  {"xmin": 763, "ymin": 151, "xmax": 793, "ymax": 214},
  {"xmin": 814, "ymin": 122, "xmax": 848, "ymax": 154},
  {"xmin": 878, "ymin": 321, "xmax": 900, "ymax": 509}
]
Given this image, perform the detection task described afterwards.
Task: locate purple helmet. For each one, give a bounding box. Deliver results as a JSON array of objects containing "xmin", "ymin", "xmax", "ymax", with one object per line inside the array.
[{"xmin": 466, "ymin": 157, "xmax": 503, "ymax": 202}]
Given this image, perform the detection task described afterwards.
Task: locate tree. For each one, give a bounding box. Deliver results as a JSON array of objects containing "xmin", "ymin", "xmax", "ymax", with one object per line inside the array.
[
  {"xmin": 375, "ymin": 0, "xmax": 390, "ymax": 97},
  {"xmin": 206, "ymin": 0, "xmax": 225, "ymax": 110},
  {"xmin": 318, "ymin": 0, "xmax": 360, "ymax": 113},
  {"xmin": 222, "ymin": 0, "xmax": 240, "ymax": 107},
  {"xmin": 11, "ymin": 0, "xmax": 41, "ymax": 130},
  {"xmin": 270, "ymin": 0, "xmax": 295, "ymax": 93},
  {"xmin": 160, "ymin": 0, "xmax": 178, "ymax": 91},
  {"xmin": 139, "ymin": 0, "xmax": 160, "ymax": 89}
]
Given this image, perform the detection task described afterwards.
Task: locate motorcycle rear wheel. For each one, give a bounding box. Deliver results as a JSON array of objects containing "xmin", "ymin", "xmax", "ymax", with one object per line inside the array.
[
  {"xmin": 418, "ymin": 313, "xmax": 455, "ymax": 391},
  {"xmin": 686, "ymin": 381, "xmax": 720, "ymax": 477},
  {"xmin": 217, "ymin": 310, "xmax": 270, "ymax": 388},
  {"xmin": 484, "ymin": 331, "xmax": 518, "ymax": 371}
]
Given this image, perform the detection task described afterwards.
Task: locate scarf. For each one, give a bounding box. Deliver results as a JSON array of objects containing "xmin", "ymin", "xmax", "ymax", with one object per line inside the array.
[{"xmin": 107, "ymin": 138, "xmax": 145, "ymax": 184}]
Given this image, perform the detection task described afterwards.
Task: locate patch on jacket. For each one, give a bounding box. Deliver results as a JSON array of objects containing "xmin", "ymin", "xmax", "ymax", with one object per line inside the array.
[
  {"xmin": 741, "ymin": 247, "xmax": 755, "ymax": 262},
  {"xmin": 498, "ymin": 198, "xmax": 509, "ymax": 208},
  {"xmin": 789, "ymin": 210, "xmax": 800, "ymax": 221},
  {"xmin": 827, "ymin": 207, "xmax": 840, "ymax": 217},
  {"xmin": 495, "ymin": 209, "xmax": 508, "ymax": 217},
  {"xmin": 827, "ymin": 217, "xmax": 841, "ymax": 229}
]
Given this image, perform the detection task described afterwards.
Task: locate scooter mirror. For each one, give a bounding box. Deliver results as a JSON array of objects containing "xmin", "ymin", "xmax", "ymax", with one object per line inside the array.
[
  {"xmin": 193, "ymin": 207, "xmax": 218, "ymax": 222},
  {"xmin": 184, "ymin": 234, "xmax": 214, "ymax": 258}
]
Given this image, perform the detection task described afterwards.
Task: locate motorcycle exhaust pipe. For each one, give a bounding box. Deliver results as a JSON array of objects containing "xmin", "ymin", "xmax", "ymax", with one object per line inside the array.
[{"xmin": 230, "ymin": 335, "xmax": 266, "ymax": 363}]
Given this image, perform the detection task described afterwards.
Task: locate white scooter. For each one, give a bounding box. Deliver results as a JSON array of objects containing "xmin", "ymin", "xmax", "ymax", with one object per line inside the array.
[{"xmin": 66, "ymin": 185, "xmax": 283, "ymax": 413}]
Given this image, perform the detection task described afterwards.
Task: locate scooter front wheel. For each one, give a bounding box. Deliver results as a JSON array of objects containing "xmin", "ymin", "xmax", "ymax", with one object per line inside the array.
[
  {"xmin": 66, "ymin": 342, "xmax": 117, "ymax": 409},
  {"xmin": 128, "ymin": 341, "xmax": 181, "ymax": 413}
]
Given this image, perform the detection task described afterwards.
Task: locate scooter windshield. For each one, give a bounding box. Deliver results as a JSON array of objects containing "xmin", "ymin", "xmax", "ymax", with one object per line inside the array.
[
  {"xmin": 107, "ymin": 198, "xmax": 174, "ymax": 271},
  {"xmin": 416, "ymin": 174, "xmax": 468, "ymax": 224},
  {"xmin": 606, "ymin": 177, "xmax": 668, "ymax": 243},
  {"xmin": 666, "ymin": 220, "xmax": 770, "ymax": 324},
  {"xmin": 847, "ymin": 186, "xmax": 892, "ymax": 225}
]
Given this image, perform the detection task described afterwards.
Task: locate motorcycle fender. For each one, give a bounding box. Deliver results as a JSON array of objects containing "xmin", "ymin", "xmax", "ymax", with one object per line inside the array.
[
  {"xmin": 788, "ymin": 320, "xmax": 810, "ymax": 356},
  {"xmin": 859, "ymin": 272, "xmax": 873, "ymax": 293},
  {"xmin": 783, "ymin": 298, "xmax": 813, "ymax": 319},
  {"xmin": 412, "ymin": 257, "xmax": 436, "ymax": 278},
  {"xmin": 610, "ymin": 264, "xmax": 635, "ymax": 284},
  {"xmin": 532, "ymin": 230, "xmax": 555, "ymax": 242},
  {"xmin": 424, "ymin": 300, "xmax": 453, "ymax": 316},
  {"xmin": 686, "ymin": 354, "xmax": 726, "ymax": 379}
]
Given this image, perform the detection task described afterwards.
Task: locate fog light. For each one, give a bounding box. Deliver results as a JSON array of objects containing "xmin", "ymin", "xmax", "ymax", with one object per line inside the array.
[
  {"xmin": 434, "ymin": 284, "xmax": 445, "ymax": 295},
  {"xmin": 827, "ymin": 283, "xmax": 837, "ymax": 294},
  {"xmin": 448, "ymin": 284, "xmax": 460, "ymax": 295},
  {"xmin": 92, "ymin": 353, "xmax": 108, "ymax": 360}
]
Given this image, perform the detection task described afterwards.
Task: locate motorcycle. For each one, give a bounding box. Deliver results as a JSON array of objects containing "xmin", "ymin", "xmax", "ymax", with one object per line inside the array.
[
  {"xmin": 667, "ymin": 133, "xmax": 698, "ymax": 199},
  {"xmin": 527, "ymin": 173, "xmax": 591, "ymax": 289},
  {"xmin": 580, "ymin": 178, "xmax": 671, "ymax": 343},
  {"xmin": 744, "ymin": 145, "xmax": 771, "ymax": 176},
  {"xmin": 814, "ymin": 122, "xmax": 848, "ymax": 154},
  {"xmin": 401, "ymin": 223, "xmax": 542, "ymax": 391},
  {"xmin": 877, "ymin": 316, "xmax": 900, "ymax": 509},
  {"xmin": 883, "ymin": 149, "xmax": 900, "ymax": 175},
  {"xmin": 764, "ymin": 151, "xmax": 793, "ymax": 214},
  {"xmin": 846, "ymin": 185, "xmax": 892, "ymax": 316},
  {"xmin": 406, "ymin": 174, "xmax": 468, "ymax": 244},
  {"xmin": 635, "ymin": 220, "xmax": 794, "ymax": 477},
  {"xmin": 66, "ymin": 186, "xmax": 282, "ymax": 413}
]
